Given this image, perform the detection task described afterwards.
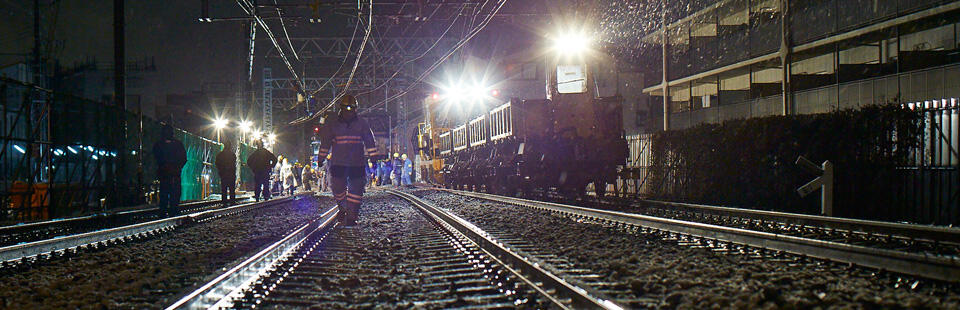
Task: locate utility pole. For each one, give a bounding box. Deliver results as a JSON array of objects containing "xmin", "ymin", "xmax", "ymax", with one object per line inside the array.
[
  {"xmin": 115, "ymin": 0, "xmax": 125, "ymax": 111},
  {"xmin": 33, "ymin": 0, "xmax": 41, "ymax": 84},
  {"xmin": 114, "ymin": 0, "xmax": 127, "ymax": 207}
]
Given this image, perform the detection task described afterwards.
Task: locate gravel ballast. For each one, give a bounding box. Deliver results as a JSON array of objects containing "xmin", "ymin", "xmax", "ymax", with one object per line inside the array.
[
  {"xmin": 248, "ymin": 192, "xmax": 538, "ymax": 309},
  {"xmin": 413, "ymin": 189, "xmax": 960, "ymax": 309},
  {"xmin": 0, "ymin": 196, "xmax": 331, "ymax": 309}
]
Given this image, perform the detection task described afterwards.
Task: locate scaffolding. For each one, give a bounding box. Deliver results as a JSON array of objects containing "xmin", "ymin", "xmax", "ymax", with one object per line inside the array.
[{"xmin": 1, "ymin": 77, "xmax": 228, "ymax": 222}]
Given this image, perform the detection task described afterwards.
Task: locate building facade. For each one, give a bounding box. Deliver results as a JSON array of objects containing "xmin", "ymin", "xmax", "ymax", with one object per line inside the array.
[{"xmin": 621, "ymin": 0, "xmax": 960, "ymax": 131}]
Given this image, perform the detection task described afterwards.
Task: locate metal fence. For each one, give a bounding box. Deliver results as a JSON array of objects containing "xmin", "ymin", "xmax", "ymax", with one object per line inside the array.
[
  {"xmin": 897, "ymin": 99, "xmax": 960, "ymax": 224},
  {"xmin": 1, "ymin": 78, "xmax": 228, "ymax": 222},
  {"xmin": 616, "ymin": 134, "xmax": 655, "ymax": 197}
]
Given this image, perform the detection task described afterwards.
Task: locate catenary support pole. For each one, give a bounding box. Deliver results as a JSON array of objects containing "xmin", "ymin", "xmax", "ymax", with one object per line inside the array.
[
  {"xmin": 661, "ymin": 10, "xmax": 670, "ymax": 131},
  {"xmin": 780, "ymin": 0, "xmax": 791, "ymax": 115},
  {"xmin": 114, "ymin": 0, "xmax": 127, "ymax": 208}
]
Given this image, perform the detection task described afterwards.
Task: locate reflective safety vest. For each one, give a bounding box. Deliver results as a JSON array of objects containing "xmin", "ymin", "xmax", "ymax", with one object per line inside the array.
[{"xmin": 318, "ymin": 116, "xmax": 378, "ymax": 167}]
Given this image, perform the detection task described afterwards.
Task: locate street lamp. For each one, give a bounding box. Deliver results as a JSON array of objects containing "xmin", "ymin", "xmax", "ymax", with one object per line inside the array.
[
  {"xmin": 213, "ymin": 118, "xmax": 229, "ymax": 142},
  {"xmin": 238, "ymin": 121, "xmax": 252, "ymax": 143}
]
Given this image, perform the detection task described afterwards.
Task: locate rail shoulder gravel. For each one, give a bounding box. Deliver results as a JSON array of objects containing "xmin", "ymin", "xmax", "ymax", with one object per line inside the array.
[{"xmin": 444, "ymin": 189, "xmax": 960, "ymax": 283}]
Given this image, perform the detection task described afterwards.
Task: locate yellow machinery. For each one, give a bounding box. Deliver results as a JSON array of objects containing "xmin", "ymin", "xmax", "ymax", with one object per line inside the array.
[{"xmin": 416, "ymin": 95, "xmax": 448, "ymax": 184}]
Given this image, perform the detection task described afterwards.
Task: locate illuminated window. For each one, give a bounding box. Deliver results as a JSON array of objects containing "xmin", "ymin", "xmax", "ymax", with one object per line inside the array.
[{"xmin": 557, "ymin": 65, "xmax": 587, "ymax": 94}]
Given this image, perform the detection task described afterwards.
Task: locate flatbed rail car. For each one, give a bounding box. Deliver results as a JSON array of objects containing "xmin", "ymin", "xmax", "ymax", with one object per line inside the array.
[
  {"xmin": 417, "ymin": 51, "xmax": 629, "ymax": 198},
  {"xmin": 428, "ymin": 95, "xmax": 626, "ymax": 197}
]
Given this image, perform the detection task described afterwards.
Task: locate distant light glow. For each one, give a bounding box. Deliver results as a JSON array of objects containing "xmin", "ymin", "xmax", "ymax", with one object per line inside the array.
[
  {"xmin": 239, "ymin": 121, "xmax": 252, "ymax": 132},
  {"xmin": 213, "ymin": 118, "xmax": 229, "ymax": 130},
  {"xmin": 12, "ymin": 145, "xmax": 25, "ymax": 154},
  {"xmin": 67, "ymin": 146, "xmax": 78, "ymax": 154},
  {"xmin": 92, "ymin": 154, "xmax": 99, "ymax": 160},
  {"xmin": 440, "ymin": 82, "xmax": 495, "ymax": 105}
]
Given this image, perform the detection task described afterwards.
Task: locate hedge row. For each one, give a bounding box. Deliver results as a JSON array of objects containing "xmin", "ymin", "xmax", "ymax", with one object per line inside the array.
[{"xmin": 645, "ymin": 106, "xmax": 925, "ymax": 219}]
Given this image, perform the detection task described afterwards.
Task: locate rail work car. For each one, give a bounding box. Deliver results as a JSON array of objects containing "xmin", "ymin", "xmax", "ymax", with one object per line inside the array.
[{"xmin": 418, "ymin": 54, "xmax": 627, "ymax": 198}]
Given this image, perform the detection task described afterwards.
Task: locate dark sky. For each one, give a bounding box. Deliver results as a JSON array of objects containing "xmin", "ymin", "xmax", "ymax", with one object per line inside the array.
[{"xmin": 1, "ymin": 0, "xmax": 247, "ymax": 95}]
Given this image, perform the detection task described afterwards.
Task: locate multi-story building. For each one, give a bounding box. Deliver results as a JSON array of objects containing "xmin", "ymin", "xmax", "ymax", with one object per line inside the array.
[
  {"xmin": 53, "ymin": 57, "xmax": 162, "ymax": 119},
  {"xmin": 616, "ymin": 0, "xmax": 960, "ymax": 131}
]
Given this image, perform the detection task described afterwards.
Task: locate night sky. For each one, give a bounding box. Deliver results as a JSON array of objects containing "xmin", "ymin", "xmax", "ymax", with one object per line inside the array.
[{"xmin": 1, "ymin": 0, "xmax": 247, "ymax": 95}]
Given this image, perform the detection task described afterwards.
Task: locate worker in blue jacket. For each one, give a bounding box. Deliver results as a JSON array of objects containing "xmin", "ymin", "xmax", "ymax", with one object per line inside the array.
[
  {"xmin": 401, "ymin": 153, "xmax": 413, "ymax": 186},
  {"xmin": 379, "ymin": 159, "xmax": 393, "ymax": 186},
  {"xmin": 392, "ymin": 153, "xmax": 403, "ymax": 188},
  {"xmin": 365, "ymin": 160, "xmax": 376, "ymax": 188}
]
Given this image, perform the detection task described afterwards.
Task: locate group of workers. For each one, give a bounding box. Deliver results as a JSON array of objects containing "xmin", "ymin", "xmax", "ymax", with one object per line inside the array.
[
  {"xmin": 152, "ymin": 94, "xmax": 394, "ymax": 226},
  {"xmin": 367, "ymin": 153, "xmax": 414, "ymax": 187}
]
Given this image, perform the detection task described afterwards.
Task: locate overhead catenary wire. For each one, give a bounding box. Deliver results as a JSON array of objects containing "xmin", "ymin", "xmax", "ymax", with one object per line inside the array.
[
  {"xmin": 273, "ymin": 0, "xmax": 300, "ymax": 62},
  {"xmin": 313, "ymin": 0, "xmax": 498, "ymax": 119},
  {"xmin": 288, "ymin": 0, "xmax": 442, "ymax": 113},
  {"xmin": 289, "ymin": 0, "xmax": 373, "ymax": 126},
  {"xmin": 360, "ymin": 0, "xmax": 508, "ymax": 114},
  {"xmin": 236, "ymin": 0, "xmax": 305, "ymax": 92},
  {"xmin": 283, "ymin": 17, "xmax": 362, "ymax": 112},
  {"xmin": 355, "ymin": 2, "xmax": 470, "ymax": 97},
  {"xmin": 356, "ymin": 0, "xmax": 496, "ymax": 96}
]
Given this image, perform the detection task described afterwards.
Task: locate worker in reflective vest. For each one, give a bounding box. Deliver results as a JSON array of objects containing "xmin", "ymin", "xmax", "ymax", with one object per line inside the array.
[{"xmin": 318, "ymin": 95, "xmax": 379, "ymax": 226}]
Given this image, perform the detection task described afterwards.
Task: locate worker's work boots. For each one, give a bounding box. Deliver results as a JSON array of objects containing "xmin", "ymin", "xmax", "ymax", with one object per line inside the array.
[{"xmin": 340, "ymin": 204, "xmax": 359, "ymax": 226}]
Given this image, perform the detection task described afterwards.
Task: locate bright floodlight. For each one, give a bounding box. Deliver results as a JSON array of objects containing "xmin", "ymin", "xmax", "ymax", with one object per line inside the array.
[
  {"xmin": 268, "ymin": 133, "xmax": 277, "ymax": 142},
  {"xmin": 553, "ymin": 31, "xmax": 590, "ymax": 55},
  {"xmin": 213, "ymin": 118, "xmax": 228, "ymax": 129},
  {"xmin": 446, "ymin": 84, "xmax": 467, "ymax": 102},
  {"xmin": 238, "ymin": 121, "xmax": 252, "ymax": 132},
  {"xmin": 468, "ymin": 85, "xmax": 487, "ymax": 98}
]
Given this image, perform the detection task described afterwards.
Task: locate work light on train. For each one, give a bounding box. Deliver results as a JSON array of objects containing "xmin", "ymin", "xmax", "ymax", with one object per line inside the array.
[{"xmin": 552, "ymin": 31, "xmax": 590, "ymax": 56}]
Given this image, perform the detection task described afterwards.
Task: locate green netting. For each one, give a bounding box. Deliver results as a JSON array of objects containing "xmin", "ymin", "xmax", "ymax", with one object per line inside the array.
[
  {"xmin": 237, "ymin": 142, "xmax": 256, "ymax": 190},
  {"xmin": 178, "ymin": 131, "xmax": 221, "ymax": 201}
]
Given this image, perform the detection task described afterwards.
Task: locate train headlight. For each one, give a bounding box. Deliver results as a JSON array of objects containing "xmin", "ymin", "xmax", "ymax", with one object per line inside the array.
[{"xmin": 552, "ymin": 31, "xmax": 591, "ymax": 56}]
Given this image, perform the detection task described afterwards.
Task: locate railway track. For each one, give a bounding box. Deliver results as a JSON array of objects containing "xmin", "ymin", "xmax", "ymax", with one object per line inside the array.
[
  {"xmin": 538, "ymin": 190, "xmax": 960, "ymax": 257},
  {"xmin": 438, "ymin": 188, "xmax": 960, "ymax": 283},
  {"xmin": 0, "ymin": 194, "xmax": 331, "ymax": 308},
  {"xmin": 171, "ymin": 191, "xmax": 624, "ymax": 309},
  {"xmin": 412, "ymin": 188, "xmax": 960, "ymax": 308},
  {"xmin": 0, "ymin": 196, "xmax": 253, "ymax": 247},
  {"xmin": 0, "ymin": 194, "xmax": 307, "ymax": 266}
]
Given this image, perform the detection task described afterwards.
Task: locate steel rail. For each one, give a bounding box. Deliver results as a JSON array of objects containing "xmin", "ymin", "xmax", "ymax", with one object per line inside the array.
[
  {"xmin": 635, "ymin": 199, "xmax": 960, "ymax": 244},
  {"xmin": 166, "ymin": 206, "xmax": 339, "ymax": 310},
  {"xmin": 0, "ymin": 199, "xmax": 217, "ymax": 233},
  {"xmin": 387, "ymin": 189, "xmax": 624, "ymax": 310},
  {"xmin": 0, "ymin": 194, "xmax": 311, "ymax": 263},
  {"xmin": 443, "ymin": 189, "xmax": 960, "ymax": 283},
  {"xmin": 0, "ymin": 196, "xmax": 253, "ymax": 242}
]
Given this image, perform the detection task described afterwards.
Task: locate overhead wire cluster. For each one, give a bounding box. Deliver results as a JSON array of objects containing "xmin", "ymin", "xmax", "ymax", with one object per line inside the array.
[
  {"xmin": 236, "ymin": 0, "xmax": 305, "ymax": 91},
  {"xmin": 358, "ymin": 0, "xmax": 509, "ymax": 114},
  {"xmin": 246, "ymin": 0, "xmax": 510, "ymax": 125},
  {"xmin": 289, "ymin": 0, "xmax": 373, "ymax": 125}
]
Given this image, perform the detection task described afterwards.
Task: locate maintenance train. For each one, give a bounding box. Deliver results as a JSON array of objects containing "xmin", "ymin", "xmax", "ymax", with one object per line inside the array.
[{"xmin": 416, "ymin": 53, "xmax": 628, "ymax": 198}]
